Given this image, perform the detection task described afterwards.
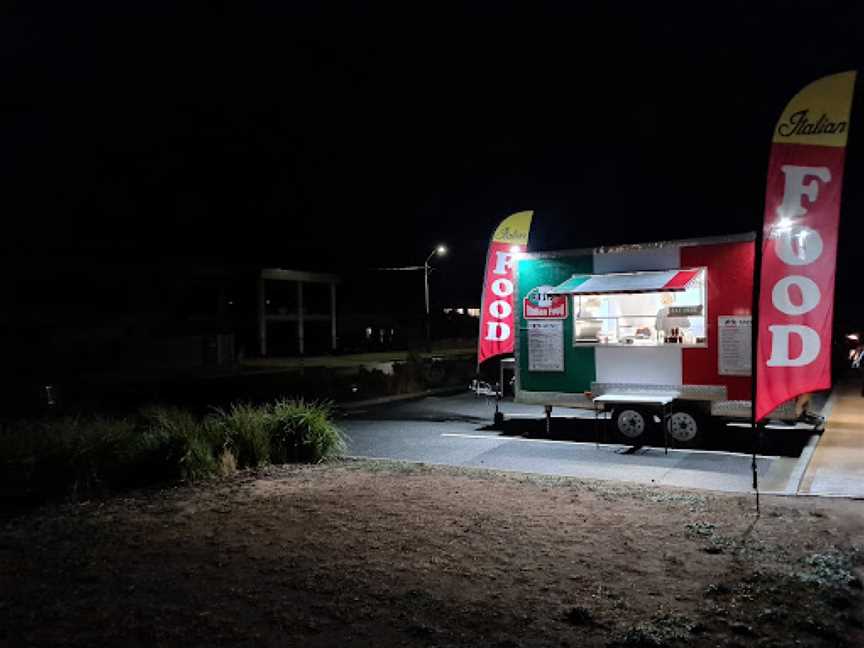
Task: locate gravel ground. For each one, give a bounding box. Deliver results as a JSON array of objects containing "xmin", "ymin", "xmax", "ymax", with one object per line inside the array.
[{"xmin": 2, "ymin": 459, "xmax": 863, "ymax": 647}]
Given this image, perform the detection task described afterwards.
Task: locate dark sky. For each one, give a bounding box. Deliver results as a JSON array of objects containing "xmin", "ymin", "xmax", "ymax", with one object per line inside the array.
[{"xmin": 4, "ymin": 1, "xmax": 864, "ymax": 322}]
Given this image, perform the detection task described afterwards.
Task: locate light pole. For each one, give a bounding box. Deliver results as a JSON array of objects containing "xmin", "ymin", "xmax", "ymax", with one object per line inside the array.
[{"xmin": 424, "ymin": 244, "xmax": 447, "ymax": 350}]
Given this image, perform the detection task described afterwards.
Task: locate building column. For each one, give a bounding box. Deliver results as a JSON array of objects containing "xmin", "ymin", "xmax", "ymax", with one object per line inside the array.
[
  {"xmin": 297, "ymin": 280, "xmax": 305, "ymax": 355},
  {"xmin": 257, "ymin": 277, "xmax": 267, "ymax": 356},
  {"xmin": 330, "ymin": 282, "xmax": 337, "ymax": 351}
]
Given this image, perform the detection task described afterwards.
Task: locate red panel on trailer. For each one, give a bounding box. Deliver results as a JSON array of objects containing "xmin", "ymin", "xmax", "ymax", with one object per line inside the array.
[
  {"xmin": 664, "ymin": 268, "xmax": 701, "ymax": 290},
  {"xmin": 681, "ymin": 241, "xmax": 754, "ymax": 401}
]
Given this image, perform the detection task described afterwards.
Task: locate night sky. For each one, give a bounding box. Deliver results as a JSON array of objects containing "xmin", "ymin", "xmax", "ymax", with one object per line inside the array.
[{"xmin": 5, "ymin": 2, "xmax": 864, "ymax": 335}]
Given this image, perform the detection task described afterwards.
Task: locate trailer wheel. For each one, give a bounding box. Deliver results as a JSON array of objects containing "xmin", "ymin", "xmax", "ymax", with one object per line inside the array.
[
  {"xmin": 666, "ymin": 409, "xmax": 703, "ymax": 446},
  {"xmin": 612, "ymin": 407, "xmax": 651, "ymax": 441}
]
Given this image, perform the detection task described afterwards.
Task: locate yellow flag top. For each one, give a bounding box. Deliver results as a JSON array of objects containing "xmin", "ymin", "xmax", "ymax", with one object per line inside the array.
[
  {"xmin": 773, "ymin": 71, "xmax": 856, "ymax": 147},
  {"xmin": 492, "ymin": 210, "xmax": 533, "ymax": 245}
]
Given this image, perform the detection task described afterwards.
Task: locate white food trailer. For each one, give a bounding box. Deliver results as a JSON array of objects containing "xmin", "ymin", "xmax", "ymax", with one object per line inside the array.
[{"xmin": 512, "ymin": 233, "xmax": 810, "ymax": 445}]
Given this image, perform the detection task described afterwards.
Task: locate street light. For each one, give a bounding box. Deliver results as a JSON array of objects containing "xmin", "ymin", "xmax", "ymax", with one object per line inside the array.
[{"xmin": 425, "ymin": 244, "xmax": 447, "ymax": 349}]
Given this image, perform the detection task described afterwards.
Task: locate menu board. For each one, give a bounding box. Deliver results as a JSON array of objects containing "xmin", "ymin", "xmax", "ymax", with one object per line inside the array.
[
  {"xmin": 528, "ymin": 320, "xmax": 564, "ymax": 372},
  {"xmin": 718, "ymin": 316, "xmax": 752, "ymax": 376}
]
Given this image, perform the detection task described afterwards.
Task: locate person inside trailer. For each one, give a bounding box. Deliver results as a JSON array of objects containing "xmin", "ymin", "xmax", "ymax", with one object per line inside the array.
[
  {"xmin": 654, "ymin": 305, "xmax": 692, "ymax": 344},
  {"xmin": 570, "ymin": 269, "xmax": 707, "ymax": 346}
]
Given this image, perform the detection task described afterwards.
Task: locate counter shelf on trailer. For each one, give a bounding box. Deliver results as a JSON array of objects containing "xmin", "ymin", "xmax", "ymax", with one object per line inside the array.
[{"xmin": 510, "ymin": 232, "xmax": 815, "ymax": 446}]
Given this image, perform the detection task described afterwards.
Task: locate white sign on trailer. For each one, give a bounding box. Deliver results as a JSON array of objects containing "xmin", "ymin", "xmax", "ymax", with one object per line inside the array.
[
  {"xmin": 719, "ymin": 316, "xmax": 752, "ymax": 376},
  {"xmin": 527, "ymin": 320, "xmax": 564, "ymax": 372}
]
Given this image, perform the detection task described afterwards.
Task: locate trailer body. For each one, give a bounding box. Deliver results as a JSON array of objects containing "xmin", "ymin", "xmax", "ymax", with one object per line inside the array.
[{"xmin": 513, "ymin": 233, "xmax": 802, "ymax": 441}]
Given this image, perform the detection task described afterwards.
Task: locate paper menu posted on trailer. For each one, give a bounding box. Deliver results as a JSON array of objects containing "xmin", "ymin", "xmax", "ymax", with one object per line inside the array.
[
  {"xmin": 718, "ymin": 316, "xmax": 752, "ymax": 376},
  {"xmin": 527, "ymin": 320, "xmax": 564, "ymax": 372}
]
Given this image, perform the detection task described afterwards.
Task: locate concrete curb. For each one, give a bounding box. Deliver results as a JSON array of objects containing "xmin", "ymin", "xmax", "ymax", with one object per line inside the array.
[
  {"xmin": 340, "ymin": 455, "xmax": 803, "ymax": 497},
  {"xmin": 338, "ymin": 386, "xmax": 467, "ymax": 411},
  {"xmin": 788, "ymin": 434, "xmax": 822, "ymax": 495},
  {"xmin": 818, "ymin": 387, "xmax": 839, "ymax": 422}
]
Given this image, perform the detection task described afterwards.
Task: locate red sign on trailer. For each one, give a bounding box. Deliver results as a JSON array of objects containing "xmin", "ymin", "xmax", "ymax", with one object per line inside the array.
[{"xmin": 523, "ymin": 285, "xmax": 568, "ymax": 319}]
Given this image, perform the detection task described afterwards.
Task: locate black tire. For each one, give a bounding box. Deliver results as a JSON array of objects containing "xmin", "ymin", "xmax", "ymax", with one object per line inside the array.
[
  {"xmin": 665, "ymin": 408, "xmax": 705, "ymax": 447},
  {"xmin": 611, "ymin": 407, "xmax": 653, "ymax": 443}
]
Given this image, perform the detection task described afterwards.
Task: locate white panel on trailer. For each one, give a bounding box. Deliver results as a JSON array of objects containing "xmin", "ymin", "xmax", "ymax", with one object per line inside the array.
[
  {"xmin": 595, "ymin": 346, "xmax": 683, "ymax": 385},
  {"xmin": 592, "ymin": 245, "xmax": 683, "ymax": 386}
]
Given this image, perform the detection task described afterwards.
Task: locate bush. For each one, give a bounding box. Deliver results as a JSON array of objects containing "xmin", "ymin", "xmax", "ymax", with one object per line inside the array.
[
  {"xmin": 67, "ymin": 416, "xmax": 139, "ymax": 492},
  {"xmin": 135, "ymin": 406, "xmax": 223, "ymax": 483},
  {"xmin": 0, "ymin": 398, "xmax": 344, "ymax": 501},
  {"xmin": 1, "ymin": 416, "xmax": 137, "ymax": 496},
  {"xmin": 209, "ymin": 403, "xmax": 272, "ymax": 468},
  {"xmin": 270, "ymin": 399, "xmax": 345, "ymax": 464}
]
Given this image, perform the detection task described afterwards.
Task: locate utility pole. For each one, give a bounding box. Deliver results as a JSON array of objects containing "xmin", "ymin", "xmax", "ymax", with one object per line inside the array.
[
  {"xmin": 376, "ymin": 244, "xmax": 447, "ymax": 352},
  {"xmin": 423, "ymin": 245, "xmax": 447, "ymax": 351}
]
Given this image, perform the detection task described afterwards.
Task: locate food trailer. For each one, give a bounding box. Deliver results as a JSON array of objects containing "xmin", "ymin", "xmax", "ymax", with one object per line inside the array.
[{"xmin": 513, "ymin": 232, "xmax": 804, "ymax": 445}]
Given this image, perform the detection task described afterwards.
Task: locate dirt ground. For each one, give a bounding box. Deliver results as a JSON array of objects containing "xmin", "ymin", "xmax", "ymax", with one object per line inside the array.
[{"xmin": 2, "ymin": 460, "xmax": 863, "ymax": 648}]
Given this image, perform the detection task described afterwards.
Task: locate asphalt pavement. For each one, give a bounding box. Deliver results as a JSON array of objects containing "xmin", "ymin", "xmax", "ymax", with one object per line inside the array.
[{"xmin": 339, "ymin": 392, "xmax": 811, "ymax": 494}]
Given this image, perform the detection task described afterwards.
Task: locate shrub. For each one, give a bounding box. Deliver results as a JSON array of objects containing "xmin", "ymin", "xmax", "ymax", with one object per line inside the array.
[
  {"xmin": 216, "ymin": 444, "xmax": 238, "ymax": 477},
  {"xmin": 270, "ymin": 399, "xmax": 345, "ymax": 464},
  {"xmin": 209, "ymin": 403, "xmax": 272, "ymax": 468},
  {"xmin": 69, "ymin": 416, "xmax": 139, "ymax": 492},
  {"xmin": 0, "ymin": 398, "xmax": 343, "ymax": 502},
  {"xmin": 136, "ymin": 406, "xmax": 220, "ymax": 483},
  {"xmin": 1, "ymin": 415, "xmax": 137, "ymax": 496}
]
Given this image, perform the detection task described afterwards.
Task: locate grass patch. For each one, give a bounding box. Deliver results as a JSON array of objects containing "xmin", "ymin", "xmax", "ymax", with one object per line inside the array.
[
  {"xmin": 692, "ymin": 563, "xmax": 864, "ymax": 646},
  {"xmin": 685, "ymin": 521, "xmax": 717, "ymax": 538},
  {"xmin": 793, "ymin": 550, "xmax": 862, "ymax": 589},
  {"xmin": 610, "ymin": 613, "xmax": 697, "ymax": 647}
]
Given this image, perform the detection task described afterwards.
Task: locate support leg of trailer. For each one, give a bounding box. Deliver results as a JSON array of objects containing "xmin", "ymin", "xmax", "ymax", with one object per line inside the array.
[
  {"xmin": 594, "ymin": 403, "xmax": 600, "ymax": 449},
  {"xmin": 663, "ymin": 403, "xmax": 669, "ymax": 455},
  {"xmin": 493, "ymin": 390, "xmax": 504, "ymax": 427},
  {"xmin": 544, "ymin": 405, "xmax": 552, "ymax": 435}
]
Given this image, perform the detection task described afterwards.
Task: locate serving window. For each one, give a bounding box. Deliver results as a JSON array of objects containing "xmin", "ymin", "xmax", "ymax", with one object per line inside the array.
[{"xmin": 571, "ymin": 268, "xmax": 707, "ymax": 347}]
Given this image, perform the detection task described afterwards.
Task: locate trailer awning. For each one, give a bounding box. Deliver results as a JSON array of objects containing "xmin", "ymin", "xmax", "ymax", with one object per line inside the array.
[{"xmin": 548, "ymin": 268, "xmax": 701, "ymax": 295}]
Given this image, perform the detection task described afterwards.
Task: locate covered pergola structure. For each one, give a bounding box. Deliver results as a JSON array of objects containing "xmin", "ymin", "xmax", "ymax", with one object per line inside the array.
[{"xmin": 257, "ymin": 268, "xmax": 340, "ymax": 356}]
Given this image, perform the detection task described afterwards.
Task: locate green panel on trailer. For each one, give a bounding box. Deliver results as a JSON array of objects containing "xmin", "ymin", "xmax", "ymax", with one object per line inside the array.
[{"xmin": 516, "ymin": 254, "xmax": 595, "ymax": 393}]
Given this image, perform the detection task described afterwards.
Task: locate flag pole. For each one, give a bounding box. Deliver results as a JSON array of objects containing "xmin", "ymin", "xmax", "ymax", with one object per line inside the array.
[
  {"xmin": 477, "ymin": 210, "xmax": 534, "ymax": 407},
  {"xmin": 750, "ymin": 212, "xmax": 764, "ymax": 516},
  {"xmin": 749, "ymin": 72, "xmax": 855, "ymax": 516},
  {"xmin": 476, "ymin": 227, "xmax": 496, "ymax": 374}
]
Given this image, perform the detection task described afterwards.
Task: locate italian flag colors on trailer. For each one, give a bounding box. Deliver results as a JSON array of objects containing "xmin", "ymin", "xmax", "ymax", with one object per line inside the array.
[{"xmin": 549, "ymin": 269, "xmax": 702, "ymax": 295}]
